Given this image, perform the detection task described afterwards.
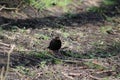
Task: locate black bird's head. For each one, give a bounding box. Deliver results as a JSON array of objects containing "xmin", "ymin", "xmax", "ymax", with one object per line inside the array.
[{"xmin": 54, "ymin": 36, "xmax": 60, "ymax": 40}]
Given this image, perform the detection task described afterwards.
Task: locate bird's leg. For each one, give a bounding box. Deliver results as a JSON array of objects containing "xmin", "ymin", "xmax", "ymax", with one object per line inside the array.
[{"xmin": 54, "ymin": 50, "xmax": 62, "ymax": 58}]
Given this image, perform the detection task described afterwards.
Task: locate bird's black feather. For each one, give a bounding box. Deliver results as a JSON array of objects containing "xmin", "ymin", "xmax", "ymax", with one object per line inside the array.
[{"xmin": 48, "ymin": 37, "xmax": 61, "ymax": 51}]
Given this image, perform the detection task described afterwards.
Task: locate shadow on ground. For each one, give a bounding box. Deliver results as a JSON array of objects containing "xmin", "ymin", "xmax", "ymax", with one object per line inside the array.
[
  {"xmin": 0, "ymin": 12, "xmax": 104, "ymax": 30},
  {"xmin": 0, "ymin": 0, "xmax": 120, "ymax": 30}
]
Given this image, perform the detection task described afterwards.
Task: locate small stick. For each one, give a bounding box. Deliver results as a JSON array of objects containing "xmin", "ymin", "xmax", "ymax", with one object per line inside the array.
[
  {"xmin": 0, "ymin": 42, "xmax": 10, "ymax": 47},
  {"xmin": 12, "ymin": 68, "xmax": 24, "ymax": 78},
  {"xmin": 0, "ymin": 5, "xmax": 5, "ymax": 11},
  {"xmin": 0, "ymin": 23, "xmax": 11, "ymax": 27},
  {"xmin": 3, "ymin": 44, "xmax": 15, "ymax": 80},
  {"xmin": 0, "ymin": 67, "xmax": 5, "ymax": 80},
  {"xmin": 61, "ymin": 72, "xmax": 74, "ymax": 80},
  {"xmin": 0, "ymin": 6, "xmax": 18, "ymax": 10},
  {"xmin": 89, "ymin": 75, "xmax": 101, "ymax": 80}
]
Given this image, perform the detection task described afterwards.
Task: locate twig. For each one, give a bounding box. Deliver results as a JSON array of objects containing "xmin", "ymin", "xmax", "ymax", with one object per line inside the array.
[
  {"xmin": 94, "ymin": 70, "xmax": 116, "ymax": 76},
  {"xmin": 0, "ymin": 5, "xmax": 18, "ymax": 11},
  {"xmin": 32, "ymin": 72, "xmax": 43, "ymax": 80},
  {"xmin": 16, "ymin": 0, "xmax": 24, "ymax": 8},
  {"xmin": 12, "ymin": 68, "xmax": 24, "ymax": 78},
  {"xmin": 68, "ymin": 72, "xmax": 82, "ymax": 77},
  {"xmin": 15, "ymin": 50, "xmax": 35, "ymax": 52},
  {"xmin": 0, "ymin": 23, "xmax": 11, "ymax": 27},
  {"xmin": 0, "ymin": 46, "xmax": 10, "ymax": 50},
  {"xmin": 61, "ymin": 72, "xmax": 74, "ymax": 80},
  {"xmin": 0, "ymin": 50, "xmax": 9, "ymax": 53},
  {"xmin": 0, "ymin": 42, "xmax": 10, "ymax": 47},
  {"xmin": 89, "ymin": 75, "xmax": 101, "ymax": 80},
  {"xmin": 0, "ymin": 67, "xmax": 5, "ymax": 80},
  {"xmin": 95, "ymin": 70, "xmax": 114, "ymax": 74},
  {"xmin": 0, "ymin": 5, "xmax": 5, "ymax": 11},
  {"xmin": 1, "ymin": 34, "xmax": 15, "ymax": 40},
  {"xmin": 62, "ymin": 59, "xmax": 83, "ymax": 64},
  {"xmin": 3, "ymin": 44, "xmax": 15, "ymax": 80}
]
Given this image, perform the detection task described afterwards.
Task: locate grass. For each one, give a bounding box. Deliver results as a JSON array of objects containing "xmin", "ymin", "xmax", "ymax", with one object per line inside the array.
[
  {"xmin": 86, "ymin": 0, "xmax": 119, "ymax": 18},
  {"xmin": 100, "ymin": 26, "xmax": 113, "ymax": 34},
  {"xmin": 83, "ymin": 61, "xmax": 106, "ymax": 70},
  {"xmin": 103, "ymin": 0, "xmax": 117, "ymax": 6},
  {"xmin": 29, "ymin": 51, "xmax": 62, "ymax": 64},
  {"xmin": 15, "ymin": 66, "xmax": 35, "ymax": 76},
  {"xmin": 34, "ymin": 34, "xmax": 50, "ymax": 40},
  {"xmin": 63, "ymin": 12, "xmax": 78, "ymax": 19},
  {"xmin": 61, "ymin": 40, "xmax": 120, "ymax": 59},
  {"xmin": 25, "ymin": 0, "xmax": 72, "ymax": 12},
  {"xmin": 62, "ymin": 32, "xmax": 70, "ymax": 38},
  {"xmin": 56, "ymin": 0, "xmax": 72, "ymax": 12},
  {"xmin": 116, "ymin": 73, "xmax": 120, "ymax": 78},
  {"xmin": 87, "ymin": 7, "xmax": 106, "ymax": 14},
  {"xmin": 16, "ymin": 45, "xmax": 26, "ymax": 51},
  {"xmin": 90, "ymin": 41, "xmax": 120, "ymax": 58},
  {"xmin": 106, "ymin": 16, "xmax": 113, "ymax": 22},
  {"xmin": 103, "ymin": 77, "xmax": 110, "ymax": 80}
]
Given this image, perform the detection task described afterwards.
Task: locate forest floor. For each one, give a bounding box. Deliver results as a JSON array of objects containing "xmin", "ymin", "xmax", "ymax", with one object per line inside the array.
[{"xmin": 0, "ymin": 0, "xmax": 120, "ymax": 80}]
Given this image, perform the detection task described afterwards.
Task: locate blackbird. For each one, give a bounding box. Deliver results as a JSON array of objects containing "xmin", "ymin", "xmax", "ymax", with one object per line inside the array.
[{"xmin": 48, "ymin": 37, "xmax": 61, "ymax": 51}]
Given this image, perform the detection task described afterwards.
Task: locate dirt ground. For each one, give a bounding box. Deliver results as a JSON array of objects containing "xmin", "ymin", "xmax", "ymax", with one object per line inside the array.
[{"xmin": 0, "ymin": 0, "xmax": 120, "ymax": 80}]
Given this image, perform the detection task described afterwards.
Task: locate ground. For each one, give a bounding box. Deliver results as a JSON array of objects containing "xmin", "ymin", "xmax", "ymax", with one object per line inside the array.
[{"xmin": 0, "ymin": 0, "xmax": 120, "ymax": 80}]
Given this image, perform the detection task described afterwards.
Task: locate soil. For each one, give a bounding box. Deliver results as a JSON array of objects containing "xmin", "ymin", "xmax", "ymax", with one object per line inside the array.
[{"xmin": 0, "ymin": 0, "xmax": 120, "ymax": 80}]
